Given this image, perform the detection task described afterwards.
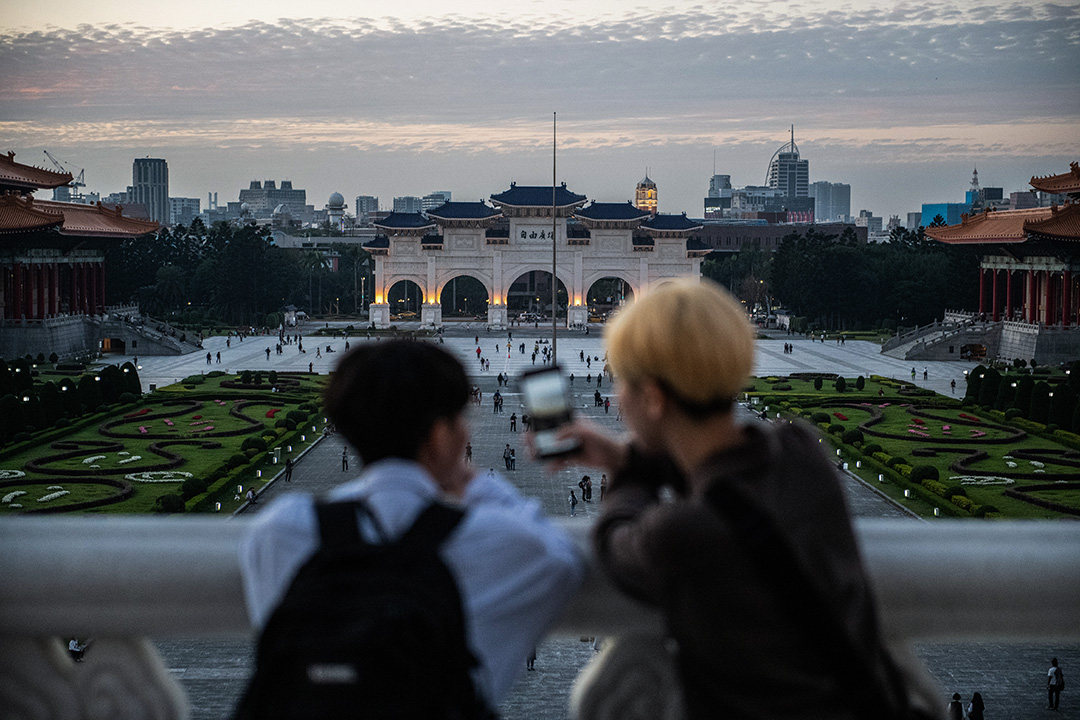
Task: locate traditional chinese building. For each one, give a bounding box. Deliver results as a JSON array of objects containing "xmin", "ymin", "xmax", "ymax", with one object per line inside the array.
[
  {"xmin": 922, "ymin": 163, "xmax": 1079, "ymax": 364},
  {"xmin": 0, "ymin": 151, "xmax": 159, "ymax": 358},
  {"xmin": 363, "ymin": 185, "xmax": 707, "ymax": 329}
]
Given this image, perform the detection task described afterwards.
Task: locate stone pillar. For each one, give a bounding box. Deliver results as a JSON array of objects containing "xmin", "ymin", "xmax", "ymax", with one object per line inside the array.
[
  {"xmin": 368, "ymin": 303, "xmax": 391, "ymax": 329},
  {"xmin": 487, "ymin": 304, "xmax": 507, "ymax": 328},
  {"xmin": 420, "ymin": 303, "xmax": 442, "ymax": 328},
  {"xmin": 1044, "ymin": 271, "xmax": 1054, "ymax": 326},
  {"xmin": 991, "ymin": 269, "xmax": 999, "ymax": 322}
]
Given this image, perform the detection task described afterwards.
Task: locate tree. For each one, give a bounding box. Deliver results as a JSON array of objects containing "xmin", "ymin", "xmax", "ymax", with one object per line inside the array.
[
  {"xmin": 1029, "ymin": 381, "xmax": 1052, "ymax": 424},
  {"xmin": 977, "ymin": 368, "xmax": 1002, "ymax": 407},
  {"xmin": 1013, "ymin": 375, "xmax": 1035, "ymax": 415}
]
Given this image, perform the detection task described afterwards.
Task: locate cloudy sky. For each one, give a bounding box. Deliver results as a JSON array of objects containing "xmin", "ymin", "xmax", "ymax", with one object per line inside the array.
[{"xmin": 2, "ymin": 0, "xmax": 1078, "ymax": 221}]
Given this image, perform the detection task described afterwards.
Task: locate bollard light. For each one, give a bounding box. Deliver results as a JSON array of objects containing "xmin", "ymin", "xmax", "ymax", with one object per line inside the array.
[
  {"xmin": 237, "ymin": 485, "xmax": 243, "ymax": 494},
  {"xmin": 301, "ymin": 435, "xmax": 306, "ymax": 442},
  {"xmin": 856, "ymin": 461, "xmax": 861, "ymax": 468},
  {"xmin": 215, "ymin": 502, "xmax": 221, "ymax": 512},
  {"xmin": 934, "ymin": 508, "xmax": 940, "ymax": 517},
  {"xmin": 878, "ymin": 474, "xmax": 884, "ymax": 482},
  {"xmin": 312, "ymin": 425, "xmax": 316, "ymax": 432},
  {"xmin": 257, "ymin": 470, "xmax": 262, "ymax": 478},
  {"xmin": 836, "ymin": 449, "xmax": 841, "ymax": 456},
  {"xmin": 904, "ymin": 489, "xmax": 911, "ymax": 498},
  {"xmin": 287, "ymin": 445, "xmax": 292, "ymax": 452},
  {"xmin": 273, "ymin": 457, "xmax": 278, "ymax": 464}
]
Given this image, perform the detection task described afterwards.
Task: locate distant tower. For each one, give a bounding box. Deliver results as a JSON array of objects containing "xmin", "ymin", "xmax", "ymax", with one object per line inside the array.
[
  {"xmin": 635, "ymin": 172, "xmax": 658, "ymax": 215},
  {"xmin": 765, "ymin": 126, "xmax": 808, "ymax": 199},
  {"xmin": 327, "ymin": 192, "xmax": 345, "ymax": 232},
  {"xmin": 970, "ymin": 167, "xmax": 981, "ymax": 194},
  {"xmin": 132, "ymin": 157, "xmax": 169, "ymax": 225}
]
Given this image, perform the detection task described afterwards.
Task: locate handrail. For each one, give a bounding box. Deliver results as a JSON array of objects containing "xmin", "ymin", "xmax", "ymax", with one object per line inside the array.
[{"xmin": 1, "ymin": 517, "xmax": 1077, "ymax": 643}]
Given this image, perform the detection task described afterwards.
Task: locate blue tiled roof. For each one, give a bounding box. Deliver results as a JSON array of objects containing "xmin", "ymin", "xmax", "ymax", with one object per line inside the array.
[
  {"xmin": 686, "ymin": 237, "xmax": 712, "ymax": 251},
  {"xmin": 426, "ymin": 201, "xmax": 501, "ymax": 220},
  {"xmin": 491, "ymin": 183, "xmax": 586, "ymax": 207},
  {"xmin": 641, "ymin": 213, "xmax": 703, "ymax": 232},
  {"xmin": 373, "ymin": 212, "xmax": 435, "ymax": 230},
  {"xmin": 575, "ymin": 202, "xmax": 650, "ymax": 221},
  {"xmin": 363, "ymin": 235, "xmax": 389, "ymax": 249}
]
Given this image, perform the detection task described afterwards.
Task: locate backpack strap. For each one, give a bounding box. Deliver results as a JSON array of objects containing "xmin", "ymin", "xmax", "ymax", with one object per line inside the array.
[
  {"xmin": 315, "ymin": 500, "xmax": 389, "ymax": 549},
  {"xmin": 397, "ymin": 501, "xmax": 465, "ymax": 553}
]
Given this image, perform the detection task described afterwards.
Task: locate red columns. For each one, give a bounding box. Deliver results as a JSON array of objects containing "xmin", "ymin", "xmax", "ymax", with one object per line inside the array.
[
  {"xmin": 978, "ymin": 268, "xmax": 986, "ymax": 316},
  {"xmin": 35, "ymin": 265, "xmax": 45, "ymax": 320},
  {"xmin": 12, "ymin": 263, "xmax": 22, "ymax": 320},
  {"xmin": 87, "ymin": 264, "xmax": 97, "ymax": 316},
  {"xmin": 1044, "ymin": 271, "xmax": 1054, "ymax": 326},
  {"xmin": 991, "ymin": 269, "xmax": 1000, "ymax": 321},
  {"xmin": 49, "ymin": 264, "xmax": 59, "ymax": 317},
  {"xmin": 1028, "ymin": 270, "xmax": 1037, "ymax": 324},
  {"xmin": 1005, "ymin": 270, "xmax": 1013, "ymax": 320},
  {"xmin": 1063, "ymin": 270, "xmax": 1073, "ymax": 328}
]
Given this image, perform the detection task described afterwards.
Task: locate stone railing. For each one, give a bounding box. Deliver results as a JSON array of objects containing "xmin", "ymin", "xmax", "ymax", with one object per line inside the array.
[{"xmin": 1, "ymin": 518, "xmax": 1078, "ymax": 719}]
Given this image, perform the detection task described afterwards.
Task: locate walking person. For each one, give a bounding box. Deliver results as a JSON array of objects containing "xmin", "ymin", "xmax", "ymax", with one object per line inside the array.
[
  {"xmin": 341, "ymin": 446, "xmax": 349, "ymax": 472},
  {"xmin": 465, "ymin": 442, "xmax": 472, "ymax": 464},
  {"xmin": 1049, "ymin": 657, "xmax": 1064, "ymax": 710},
  {"xmin": 510, "ymin": 413, "xmax": 517, "ymax": 432},
  {"xmin": 599, "ymin": 473, "xmax": 607, "ymax": 501},
  {"xmin": 284, "ymin": 457, "xmax": 293, "ymax": 482},
  {"xmin": 966, "ymin": 691, "xmax": 985, "ymax": 720},
  {"xmin": 503, "ymin": 443, "xmax": 512, "ymax": 471},
  {"xmin": 947, "ymin": 693, "xmax": 963, "ymax": 720},
  {"xmin": 509, "ymin": 448, "xmax": 516, "ymax": 471},
  {"xmin": 568, "ymin": 490, "xmax": 578, "ymax": 516}
]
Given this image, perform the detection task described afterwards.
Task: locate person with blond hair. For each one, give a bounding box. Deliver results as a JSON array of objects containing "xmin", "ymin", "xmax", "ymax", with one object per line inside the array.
[{"xmin": 551, "ymin": 279, "xmax": 938, "ymax": 719}]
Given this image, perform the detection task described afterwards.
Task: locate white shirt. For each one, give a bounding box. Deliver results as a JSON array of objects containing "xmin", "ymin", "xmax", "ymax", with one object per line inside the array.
[{"xmin": 239, "ymin": 459, "xmax": 583, "ymax": 706}]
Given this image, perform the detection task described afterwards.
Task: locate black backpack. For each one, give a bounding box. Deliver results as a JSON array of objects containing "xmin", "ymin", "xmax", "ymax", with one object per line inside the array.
[{"xmin": 234, "ymin": 499, "xmax": 496, "ymax": 720}]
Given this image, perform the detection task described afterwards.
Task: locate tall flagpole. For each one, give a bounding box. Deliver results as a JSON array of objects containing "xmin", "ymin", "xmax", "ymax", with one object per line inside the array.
[{"xmin": 551, "ymin": 111, "xmax": 558, "ymax": 364}]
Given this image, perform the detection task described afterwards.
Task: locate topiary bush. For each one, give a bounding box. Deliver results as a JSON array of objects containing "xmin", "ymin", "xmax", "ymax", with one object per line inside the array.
[
  {"xmin": 241, "ymin": 436, "xmax": 268, "ymax": 452},
  {"xmin": 241, "ymin": 370, "xmax": 253, "ymax": 384},
  {"xmin": 834, "ymin": 377, "xmax": 847, "ymax": 393},
  {"xmin": 842, "ymin": 429, "xmax": 864, "ymax": 445},
  {"xmin": 227, "ymin": 453, "xmax": 249, "ymax": 470},
  {"xmin": 974, "ymin": 505, "xmax": 1000, "ymax": 518},
  {"xmin": 862, "ymin": 443, "xmax": 883, "ymax": 455},
  {"xmin": 855, "ymin": 376, "xmax": 866, "ymax": 391},
  {"xmin": 814, "ymin": 378, "xmax": 823, "ymax": 391},
  {"xmin": 118, "ymin": 392, "xmax": 136, "ymax": 404},
  {"xmin": 886, "ymin": 456, "xmax": 909, "ymax": 469},
  {"xmin": 909, "ymin": 465, "xmax": 939, "ymax": 484},
  {"xmin": 54, "ymin": 417, "xmax": 71, "ymax": 429},
  {"xmin": 828, "ymin": 423, "xmax": 845, "ymax": 435},
  {"xmin": 811, "ymin": 412, "xmax": 831, "ymax": 424},
  {"xmin": 181, "ymin": 477, "xmax": 209, "ymax": 500},
  {"xmin": 943, "ymin": 486, "xmax": 967, "ymax": 500}
]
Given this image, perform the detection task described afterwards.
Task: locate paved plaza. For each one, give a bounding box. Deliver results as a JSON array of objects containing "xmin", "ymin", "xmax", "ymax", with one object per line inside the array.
[{"xmin": 143, "ymin": 323, "xmax": 1076, "ymax": 719}]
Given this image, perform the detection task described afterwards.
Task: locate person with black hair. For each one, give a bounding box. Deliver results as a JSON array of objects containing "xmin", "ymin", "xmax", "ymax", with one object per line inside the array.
[
  {"xmin": 240, "ymin": 341, "xmax": 581, "ymax": 712},
  {"xmin": 967, "ymin": 691, "xmax": 985, "ymax": 720}
]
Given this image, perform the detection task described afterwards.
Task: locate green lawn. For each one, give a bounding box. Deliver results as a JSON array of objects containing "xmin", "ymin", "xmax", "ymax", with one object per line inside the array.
[{"xmin": 0, "ymin": 372, "xmax": 326, "ymax": 515}]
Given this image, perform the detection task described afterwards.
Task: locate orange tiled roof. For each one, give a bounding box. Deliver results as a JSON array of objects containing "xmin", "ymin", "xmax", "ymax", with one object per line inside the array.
[
  {"xmin": 34, "ymin": 199, "xmax": 159, "ymax": 238},
  {"xmin": 0, "ymin": 193, "xmax": 65, "ymax": 235},
  {"xmin": 1030, "ymin": 162, "xmax": 1080, "ymax": 196},
  {"xmin": 0, "ymin": 151, "xmax": 74, "ymax": 191},
  {"xmin": 924, "ymin": 207, "xmax": 1051, "ymax": 245},
  {"xmin": 1024, "ymin": 202, "xmax": 1080, "ymax": 243}
]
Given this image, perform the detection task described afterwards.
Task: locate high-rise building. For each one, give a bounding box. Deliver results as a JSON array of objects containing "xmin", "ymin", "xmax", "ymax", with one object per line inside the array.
[
  {"xmin": 766, "ymin": 127, "xmax": 808, "ymax": 200},
  {"xmin": 422, "ymin": 191, "xmax": 452, "ymax": 211},
  {"xmin": 809, "ymin": 181, "xmax": 851, "ymax": 222},
  {"xmin": 635, "ymin": 174, "xmax": 657, "ymax": 214},
  {"xmin": 708, "ymin": 174, "xmax": 731, "ymax": 198},
  {"xmin": 355, "ymin": 195, "xmax": 379, "ymax": 225},
  {"xmin": 393, "ymin": 196, "xmax": 422, "ymax": 214},
  {"xmin": 238, "ymin": 180, "xmax": 308, "ymax": 218},
  {"xmin": 169, "ymin": 197, "xmax": 201, "ymax": 226},
  {"xmin": 132, "ymin": 157, "xmax": 169, "ymax": 226}
]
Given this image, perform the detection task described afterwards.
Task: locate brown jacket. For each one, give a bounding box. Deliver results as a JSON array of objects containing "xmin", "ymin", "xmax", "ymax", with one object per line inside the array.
[{"xmin": 594, "ymin": 421, "xmax": 895, "ymax": 719}]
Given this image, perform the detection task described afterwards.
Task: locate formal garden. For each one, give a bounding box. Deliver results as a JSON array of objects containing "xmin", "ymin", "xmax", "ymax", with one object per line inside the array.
[
  {"xmin": 0, "ymin": 362, "xmax": 325, "ymax": 516},
  {"xmin": 746, "ymin": 363, "xmax": 1080, "ymax": 520}
]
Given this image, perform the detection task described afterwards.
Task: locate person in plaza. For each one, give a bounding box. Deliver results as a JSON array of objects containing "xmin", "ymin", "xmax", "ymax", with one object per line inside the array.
[
  {"xmin": 206, "ymin": 351, "xmax": 212, "ymax": 365},
  {"xmin": 947, "ymin": 692, "xmax": 963, "ymax": 720},
  {"xmin": 238, "ymin": 340, "xmax": 582, "ymax": 713},
  {"xmin": 246, "ymin": 487, "xmax": 256, "ymax": 504},
  {"xmin": 599, "ymin": 473, "xmax": 607, "ymax": 501},
  {"xmin": 1048, "ymin": 657, "xmax": 1064, "ymax": 710},
  {"xmin": 341, "ymin": 445, "xmax": 349, "ymax": 472},
  {"xmin": 503, "ymin": 443, "xmax": 512, "ymax": 471},
  {"xmin": 568, "ymin": 489, "xmax": 578, "ymax": 516},
  {"xmin": 509, "ymin": 448, "xmax": 516, "ymax": 471},
  {"xmin": 966, "ymin": 691, "xmax": 985, "ymax": 720},
  {"xmin": 465, "ymin": 442, "xmax": 472, "ymax": 464},
  {"xmin": 283, "ymin": 457, "xmax": 293, "ymax": 482},
  {"xmin": 510, "ymin": 413, "xmax": 517, "ymax": 432},
  {"xmin": 542, "ymin": 279, "xmax": 937, "ymax": 719}
]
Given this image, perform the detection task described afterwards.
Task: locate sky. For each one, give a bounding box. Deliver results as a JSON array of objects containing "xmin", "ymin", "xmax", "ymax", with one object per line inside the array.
[{"xmin": 2, "ymin": 0, "xmax": 1078, "ymax": 222}]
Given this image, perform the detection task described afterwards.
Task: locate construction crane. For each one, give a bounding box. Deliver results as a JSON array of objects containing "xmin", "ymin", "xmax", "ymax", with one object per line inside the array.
[{"xmin": 43, "ymin": 150, "xmax": 85, "ymax": 200}]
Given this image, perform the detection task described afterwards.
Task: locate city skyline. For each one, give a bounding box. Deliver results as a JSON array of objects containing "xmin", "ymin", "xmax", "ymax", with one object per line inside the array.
[{"xmin": 2, "ymin": 0, "xmax": 1077, "ymax": 222}]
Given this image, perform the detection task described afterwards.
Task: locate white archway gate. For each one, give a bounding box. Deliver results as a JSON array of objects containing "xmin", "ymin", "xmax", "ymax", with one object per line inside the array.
[{"xmin": 366, "ymin": 188, "xmax": 707, "ymax": 329}]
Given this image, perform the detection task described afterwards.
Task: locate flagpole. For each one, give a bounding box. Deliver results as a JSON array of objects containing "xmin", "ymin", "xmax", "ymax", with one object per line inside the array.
[{"xmin": 551, "ymin": 111, "xmax": 558, "ymax": 364}]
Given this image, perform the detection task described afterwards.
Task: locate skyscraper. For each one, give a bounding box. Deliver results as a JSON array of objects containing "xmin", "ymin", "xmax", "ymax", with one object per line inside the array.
[
  {"xmin": 766, "ymin": 127, "xmax": 808, "ymax": 200},
  {"xmin": 422, "ymin": 191, "xmax": 452, "ymax": 211},
  {"xmin": 355, "ymin": 195, "xmax": 379, "ymax": 225},
  {"xmin": 809, "ymin": 181, "xmax": 851, "ymax": 222},
  {"xmin": 393, "ymin": 196, "xmax": 422, "ymax": 213},
  {"xmin": 132, "ymin": 157, "xmax": 169, "ymax": 226}
]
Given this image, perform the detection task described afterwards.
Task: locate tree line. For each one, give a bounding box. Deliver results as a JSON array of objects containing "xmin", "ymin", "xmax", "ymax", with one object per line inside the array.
[
  {"xmin": 703, "ymin": 226, "xmax": 982, "ymax": 332},
  {"xmin": 105, "ymin": 219, "xmax": 372, "ymax": 328}
]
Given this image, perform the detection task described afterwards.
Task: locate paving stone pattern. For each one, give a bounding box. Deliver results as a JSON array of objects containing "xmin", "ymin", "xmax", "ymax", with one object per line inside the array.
[{"xmin": 147, "ymin": 325, "xmax": 1077, "ymax": 719}]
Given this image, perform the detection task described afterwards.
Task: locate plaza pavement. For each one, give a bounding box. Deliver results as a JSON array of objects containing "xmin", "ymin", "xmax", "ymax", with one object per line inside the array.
[{"xmin": 145, "ymin": 322, "xmax": 1076, "ymax": 719}]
